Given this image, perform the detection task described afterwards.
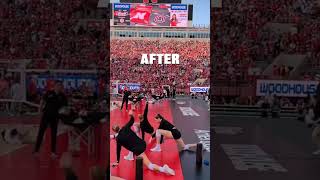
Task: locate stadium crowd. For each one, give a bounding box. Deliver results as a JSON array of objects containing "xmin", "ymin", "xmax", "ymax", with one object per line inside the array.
[
  {"xmin": 212, "ymin": 0, "xmax": 320, "ymax": 82},
  {"xmin": 0, "ymin": 0, "xmax": 107, "ymax": 115},
  {"xmin": 0, "ymin": 0, "xmax": 107, "ymax": 70},
  {"xmin": 110, "ymin": 39, "xmax": 210, "ymax": 91}
]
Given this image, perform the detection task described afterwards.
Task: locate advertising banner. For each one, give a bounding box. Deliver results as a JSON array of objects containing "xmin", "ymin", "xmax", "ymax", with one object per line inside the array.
[
  {"xmin": 114, "ymin": 3, "xmax": 131, "ymax": 26},
  {"xmin": 113, "ymin": 3, "xmax": 188, "ymax": 27},
  {"xmin": 148, "ymin": 4, "xmax": 171, "ymax": 26},
  {"xmin": 27, "ymin": 74, "xmax": 98, "ymax": 94},
  {"xmin": 169, "ymin": 4, "xmax": 188, "ymax": 27},
  {"xmin": 118, "ymin": 83, "xmax": 141, "ymax": 93},
  {"xmin": 256, "ymin": 79, "xmax": 319, "ymax": 97},
  {"xmin": 190, "ymin": 87, "xmax": 210, "ymax": 93}
]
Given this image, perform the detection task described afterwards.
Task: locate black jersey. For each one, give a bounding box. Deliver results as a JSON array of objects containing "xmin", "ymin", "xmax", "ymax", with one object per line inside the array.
[
  {"xmin": 116, "ymin": 115, "xmax": 145, "ymax": 162},
  {"xmin": 123, "ymin": 90, "xmax": 131, "ymax": 99},
  {"xmin": 140, "ymin": 103, "xmax": 153, "ymax": 131},
  {"xmin": 158, "ymin": 118, "xmax": 176, "ymax": 131},
  {"xmin": 43, "ymin": 90, "xmax": 68, "ymax": 116},
  {"xmin": 153, "ymin": 117, "xmax": 181, "ymax": 140}
]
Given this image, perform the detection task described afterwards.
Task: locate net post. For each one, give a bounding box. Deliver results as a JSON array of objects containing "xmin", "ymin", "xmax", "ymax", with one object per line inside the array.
[
  {"xmin": 196, "ymin": 143, "xmax": 203, "ymax": 166},
  {"xmin": 136, "ymin": 156, "xmax": 143, "ymax": 180}
]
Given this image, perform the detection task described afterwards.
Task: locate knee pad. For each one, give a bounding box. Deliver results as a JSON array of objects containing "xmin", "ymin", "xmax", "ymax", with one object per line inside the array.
[
  {"xmin": 147, "ymin": 163, "xmax": 155, "ymax": 170},
  {"xmin": 184, "ymin": 144, "xmax": 190, "ymax": 150},
  {"xmin": 156, "ymin": 130, "xmax": 161, "ymax": 138},
  {"xmin": 133, "ymin": 125, "xmax": 139, "ymax": 133}
]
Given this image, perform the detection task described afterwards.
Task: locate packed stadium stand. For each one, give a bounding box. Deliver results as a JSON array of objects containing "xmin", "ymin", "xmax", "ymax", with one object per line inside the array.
[
  {"xmin": 110, "ymin": 38, "xmax": 209, "ymax": 92},
  {"xmin": 110, "ymin": 27, "xmax": 210, "ymax": 94},
  {"xmin": 0, "ymin": 1, "xmax": 109, "ymax": 179},
  {"xmin": 212, "ymin": 0, "xmax": 320, "ymax": 105},
  {"xmin": 0, "ymin": 0, "xmax": 107, "ymax": 104}
]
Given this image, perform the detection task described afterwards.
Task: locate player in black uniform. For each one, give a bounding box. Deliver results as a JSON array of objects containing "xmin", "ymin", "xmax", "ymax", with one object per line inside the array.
[
  {"xmin": 120, "ymin": 87, "xmax": 131, "ymax": 111},
  {"xmin": 33, "ymin": 80, "xmax": 68, "ymax": 158},
  {"xmin": 128, "ymin": 92, "xmax": 144, "ymax": 110},
  {"xmin": 172, "ymin": 86, "xmax": 176, "ymax": 100},
  {"xmin": 150, "ymin": 114, "xmax": 196, "ymax": 152},
  {"xmin": 133, "ymin": 101, "xmax": 154, "ymax": 140},
  {"xmin": 110, "ymin": 111, "xmax": 175, "ymax": 175},
  {"xmin": 151, "ymin": 92, "xmax": 165, "ymax": 104}
]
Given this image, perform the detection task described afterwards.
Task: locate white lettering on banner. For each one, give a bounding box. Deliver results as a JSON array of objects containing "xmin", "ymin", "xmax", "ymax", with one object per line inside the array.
[
  {"xmin": 256, "ymin": 79, "xmax": 318, "ymax": 97},
  {"xmin": 194, "ymin": 129, "xmax": 210, "ymax": 152},
  {"xmin": 140, "ymin": 54, "xmax": 179, "ymax": 65},
  {"xmin": 190, "ymin": 87, "xmax": 210, "ymax": 93},
  {"xmin": 114, "ymin": 4, "xmax": 130, "ymax": 9},
  {"xmin": 221, "ymin": 144, "xmax": 287, "ymax": 172},
  {"xmin": 132, "ymin": 12, "xmax": 146, "ymax": 20},
  {"xmin": 179, "ymin": 107, "xmax": 200, "ymax": 116}
]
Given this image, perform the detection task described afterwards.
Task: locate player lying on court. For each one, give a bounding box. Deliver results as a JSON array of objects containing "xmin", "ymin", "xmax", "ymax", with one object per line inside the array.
[
  {"xmin": 128, "ymin": 92, "xmax": 144, "ymax": 110},
  {"xmin": 151, "ymin": 93, "xmax": 165, "ymax": 104},
  {"xmin": 111, "ymin": 100, "xmax": 154, "ymax": 161},
  {"xmin": 121, "ymin": 101, "xmax": 158, "ymax": 161},
  {"xmin": 110, "ymin": 110, "xmax": 175, "ymax": 176},
  {"xmin": 150, "ymin": 114, "xmax": 197, "ymax": 152}
]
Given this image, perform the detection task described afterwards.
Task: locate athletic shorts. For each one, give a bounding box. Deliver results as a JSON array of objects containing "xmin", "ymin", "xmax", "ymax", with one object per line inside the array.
[
  {"xmin": 141, "ymin": 123, "xmax": 154, "ymax": 134},
  {"xmin": 171, "ymin": 129, "xmax": 181, "ymax": 140},
  {"xmin": 133, "ymin": 141, "xmax": 146, "ymax": 156}
]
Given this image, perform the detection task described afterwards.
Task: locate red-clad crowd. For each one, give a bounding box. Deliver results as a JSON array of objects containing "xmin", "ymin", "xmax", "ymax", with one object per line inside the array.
[
  {"xmin": 0, "ymin": 0, "xmax": 107, "ymax": 102},
  {"xmin": 0, "ymin": 0, "xmax": 106, "ymax": 70},
  {"xmin": 212, "ymin": 0, "xmax": 320, "ymax": 82},
  {"xmin": 110, "ymin": 39, "xmax": 210, "ymax": 90}
]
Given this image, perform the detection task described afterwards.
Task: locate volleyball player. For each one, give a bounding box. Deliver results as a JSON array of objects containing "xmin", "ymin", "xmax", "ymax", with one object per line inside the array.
[
  {"xmin": 128, "ymin": 92, "xmax": 144, "ymax": 110},
  {"xmin": 151, "ymin": 92, "xmax": 165, "ymax": 104},
  {"xmin": 110, "ymin": 111, "xmax": 175, "ymax": 176},
  {"xmin": 150, "ymin": 114, "xmax": 197, "ymax": 152},
  {"xmin": 135, "ymin": 101, "xmax": 154, "ymax": 140}
]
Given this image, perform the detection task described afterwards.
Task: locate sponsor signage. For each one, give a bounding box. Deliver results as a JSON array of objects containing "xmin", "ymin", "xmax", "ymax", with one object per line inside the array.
[
  {"xmin": 118, "ymin": 83, "xmax": 141, "ymax": 92},
  {"xmin": 190, "ymin": 87, "xmax": 210, "ymax": 93},
  {"xmin": 27, "ymin": 74, "xmax": 98, "ymax": 94},
  {"xmin": 256, "ymin": 79, "xmax": 318, "ymax": 97},
  {"xmin": 114, "ymin": 3, "xmax": 131, "ymax": 25},
  {"xmin": 169, "ymin": 4, "xmax": 188, "ymax": 27},
  {"xmin": 113, "ymin": 3, "xmax": 188, "ymax": 27}
]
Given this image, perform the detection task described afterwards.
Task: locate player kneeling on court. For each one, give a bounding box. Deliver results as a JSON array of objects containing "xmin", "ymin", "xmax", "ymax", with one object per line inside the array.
[
  {"xmin": 150, "ymin": 114, "xmax": 197, "ymax": 152},
  {"xmin": 111, "ymin": 111, "xmax": 175, "ymax": 176}
]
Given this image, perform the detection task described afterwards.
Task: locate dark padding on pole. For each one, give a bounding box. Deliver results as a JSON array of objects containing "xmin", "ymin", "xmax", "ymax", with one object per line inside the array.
[
  {"xmin": 196, "ymin": 143, "xmax": 203, "ymax": 166},
  {"xmin": 136, "ymin": 157, "xmax": 143, "ymax": 180}
]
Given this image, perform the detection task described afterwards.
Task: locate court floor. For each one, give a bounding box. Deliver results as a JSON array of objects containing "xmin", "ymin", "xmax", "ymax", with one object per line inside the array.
[
  {"xmin": 213, "ymin": 115, "xmax": 320, "ymax": 180},
  {"xmin": 110, "ymin": 97, "xmax": 210, "ymax": 180},
  {"xmin": 0, "ymin": 97, "xmax": 210, "ymax": 180}
]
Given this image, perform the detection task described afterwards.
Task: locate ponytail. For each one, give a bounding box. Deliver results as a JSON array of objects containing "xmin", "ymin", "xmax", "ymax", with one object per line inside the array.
[{"xmin": 155, "ymin": 114, "xmax": 164, "ymax": 120}]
